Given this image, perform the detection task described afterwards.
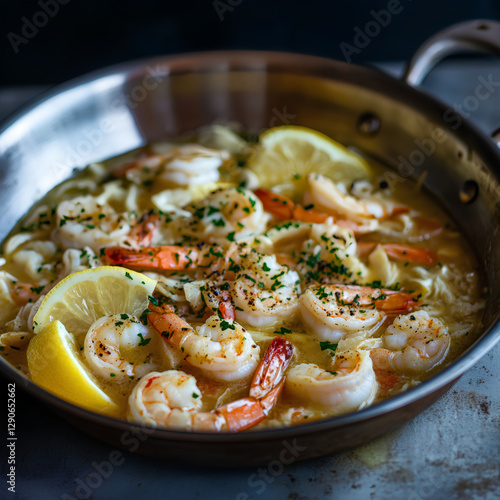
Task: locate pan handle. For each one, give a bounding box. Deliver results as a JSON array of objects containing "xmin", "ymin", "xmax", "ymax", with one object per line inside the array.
[{"xmin": 403, "ymin": 19, "xmax": 500, "ymax": 86}]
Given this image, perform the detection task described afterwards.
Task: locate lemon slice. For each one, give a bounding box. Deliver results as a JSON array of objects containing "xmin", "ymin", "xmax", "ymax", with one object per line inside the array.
[
  {"xmin": 248, "ymin": 126, "xmax": 370, "ymax": 193},
  {"xmin": 33, "ymin": 266, "xmax": 156, "ymax": 338},
  {"xmin": 27, "ymin": 320, "xmax": 120, "ymax": 416}
]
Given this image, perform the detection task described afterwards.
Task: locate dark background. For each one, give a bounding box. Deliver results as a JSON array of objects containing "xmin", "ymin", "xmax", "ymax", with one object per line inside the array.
[{"xmin": 1, "ymin": 0, "xmax": 500, "ymax": 86}]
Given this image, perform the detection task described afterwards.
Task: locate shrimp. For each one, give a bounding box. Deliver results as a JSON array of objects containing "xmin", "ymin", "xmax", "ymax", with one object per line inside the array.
[
  {"xmin": 193, "ymin": 281, "xmax": 236, "ymax": 320},
  {"xmin": 306, "ymin": 173, "xmax": 409, "ymax": 222},
  {"xmin": 285, "ymin": 349, "xmax": 377, "ymax": 413},
  {"xmin": 370, "ymin": 310, "xmax": 450, "ymax": 372},
  {"xmin": 229, "ymin": 250, "xmax": 301, "ymax": 328},
  {"xmin": 297, "ymin": 223, "xmax": 371, "ymax": 284},
  {"xmin": 301, "ymin": 285, "xmax": 418, "ymax": 342},
  {"xmin": 254, "ymin": 188, "xmax": 332, "ymax": 224},
  {"xmin": 104, "ymin": 244, "xmax": 216, "ymax": 272},
  {"xmin": 255, "ymin": 187, "xmax": 377, "ymax": 234},
  {"xmin": 357, "ymin": 242, "xmax": 437, "ymax": 266},
  {"xmin": 105, "ymin": 241, "xmax": 301, "ymax": 328},
  {"xmin": 84, "ymin": 314, "xmax": 160, "ymax": 382},
  {"xmin": 115, "ymin": 144, "xmax": 228, "ymax": 187},
  {"xmin": 147, "ymin": 305, "xmax": 260, "ymax": 382},
  {"xmin": 181, "ymin": 187, "xmax": 267, "ymax": 243},
  {"xmin": 127, "ymin": 211, "xmax": 161, "ymax": 247},
  {"xmin": 127, "ymin": 337, "xmax": 294, "ymax": 432},
  {"xmin": 53, "ymin": 196, "xmax": 132, "ymax": 251},
  {"xmin": 9, "ymin": 282, "xmax": 46, "ymax": 307}
]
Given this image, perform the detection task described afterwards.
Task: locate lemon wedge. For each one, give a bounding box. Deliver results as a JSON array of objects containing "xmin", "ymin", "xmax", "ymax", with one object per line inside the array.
[
  {"xmin": 27, "ymin": 320, "xmax": 120, "ymax": 416},
  {"xmin": 33, "ymin": 266, "xmax": 156, "ymax": 338},
  {"xmin": 248, "ymin": 126, "xmax": 370, "ymax": 194}
]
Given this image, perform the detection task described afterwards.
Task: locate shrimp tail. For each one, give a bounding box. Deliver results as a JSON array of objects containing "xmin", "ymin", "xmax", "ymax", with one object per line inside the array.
[
  {"xmin": 217, "ymin": 301, "xmax": 235, "ymax": 320},
  {"xmin": 104, "ymin": 245, "xmax": 200, "ymax": 270},
  {"xmin": 377, "ymin": 291, "xmax": 419, "ymax": 313},
  {"xmin": 10, "ymin": 282, "xmax": 45, "ymax": 306},
  {"xmin": 249, "ymin": 336, "xmax": 294, "ymax": 400},
  {"xmin": 357, "ymin": 242, "xmax": 437, "ymax": 265},
  {"xmin": 215, "ymin": 397, "xmax": 269, "ymax": 432},
  {"xmin": 147, "ymin": 304, "xmax": 181, "ymax": 342},
  {"xmin": 127, "ymin": 212, "xmax": 160, "ymax": 247},
  {"xmin": 381, "ymin": 244, "xmax": 437, "ymax": 266},
  {"xmin": 215, "ymin": 337, "xmax": 294, "ymax": 432},
  {"xmin": 201, "ymin": 300, "xmax": 235, "ymax": 321},
  {"xmin": 254, "ymin": 188, "xmax": 331, "ymax": 224}
]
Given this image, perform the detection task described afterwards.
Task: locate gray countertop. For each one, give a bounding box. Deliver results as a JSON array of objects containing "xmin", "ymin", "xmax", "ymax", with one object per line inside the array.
[{"xmin": 0, "ymin": 61, "xmax": 499, "ymax": 500}]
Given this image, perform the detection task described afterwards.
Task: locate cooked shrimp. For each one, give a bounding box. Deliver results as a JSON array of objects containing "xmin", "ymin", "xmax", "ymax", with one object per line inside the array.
[
  {"xmin": 285, "ymin": 349, "xmax": 377, "ymax": 413},
  {"xmin": 357, "ymin": 242, "xmax": 437, "ymax": 266},
  {"xmin": 297, "ymin": 223, "xmax": 370, "ymax": 283},
  {"xmin": 255, "ymin": 187, "xmax": 377, "ymax": 233},
  {"xmin": 306, "ymin": 173, "xmax": 408, "ymax": 222},
  {"xmin": 104, "ymin": 243, "xmax": 220, "ymax": 272},
  {"xmin": 9, "ymin": 282, "xmax": 46, "ymax": 307},
  {"xmin": 127, "ymin": 211, "xmax": 161, "ymax": 247},
  {"xmin": 181, "ymin": 187, "xmax": 267, "ymax": 243},
  {"xmin": 370, "ymin": 310, "xmax": 450, "ymax": 372},
  {"xmin": 106, "ymin": 242, "xmax": 301, "ymax": 328},
  {"xmin": 115, "ymin": 144, "xmax": 228, "ymax": 187},
  {"xmin": 230, "ymin": 250, "xmax": 301, "ymax": 328},
  {"xmin": 254, "ymin": 188, "xmax": 332, "ymax": 224},
  {"xmin": 301, "ymin": 285, "xmax": 418, "ymax": 342},
  {"xmin": 127, "ymin": 337, "xmax": 294, "ymax": 432},
  {"xmin": 193, "ymin": 281, "xmax": 236, "ymax": 320},
  {"xmin": 53, "ymin": 196, "xmax": 132, "ymax": 251},
  {"xmin": 147, "ymin": 305, "xmax": 260, "ymax": 382},
  {"xmin": 300, "ymin": 287, "xmax": 383, "ymax": 342},
  {"xmin": 84, "ymin": 314, "xmax": 159, "ymax": 382}
]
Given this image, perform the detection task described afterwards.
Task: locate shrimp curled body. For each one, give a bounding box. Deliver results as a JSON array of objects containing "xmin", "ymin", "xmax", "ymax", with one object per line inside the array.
[
  {"xmin": 148, "ymin": 305, "xmax": 260, "ymax": 382},
  {"xmin": 285, "ymin": 349, "xmax": 377, "ymax": 413},
  {"xmin": 371, "ymin": 311, "xmax": 450, "ymax": 372},
  {"xmin": 84, "ymin": 314, "xmax": 157, "ymax": 382},
  {"xmin": 127, "ymin": 337, "xmax": 294, "ymax": 432},
  {"xmin": 301, "ymin": 285, "xmax": 417, "ymax": 342}
]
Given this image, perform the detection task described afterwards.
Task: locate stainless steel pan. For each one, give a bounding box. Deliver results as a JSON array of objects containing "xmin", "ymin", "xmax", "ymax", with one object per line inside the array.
[{"xmin": 0, "ymin": 20, "xmax": 499, "ymax": 466}]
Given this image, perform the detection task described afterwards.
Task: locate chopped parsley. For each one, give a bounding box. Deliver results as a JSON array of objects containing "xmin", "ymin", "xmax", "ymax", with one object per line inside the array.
[
  {"xmin": 220, "ymin": 320, "xmax": 235, "ymax": 331},
  {"xmin": 137, "ymin": 333, "xmax": 152, "ymax": 347},
  {"xmin": 148, "ymin": 295, "xmax": 159, "ymax": 307},
  {"xmin": 139, "ymin": 308, "xmax": 151, "ymax": 325},
  {"xmin": 319, "ymin": 341, "xmax": 338, "ymax": 353},
  {"xmin": 274, "ymin": 327, "xmax": 292, "ymax": 335}
]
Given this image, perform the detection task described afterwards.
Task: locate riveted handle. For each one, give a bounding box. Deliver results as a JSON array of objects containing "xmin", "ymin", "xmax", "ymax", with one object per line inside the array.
[
  {"xmin": 403, "ymin": 20, "xmax": 500, "ymax": 86},
  {"xmin": 403, "ymin": 19, "xmax": 500, "ymax": 146}
]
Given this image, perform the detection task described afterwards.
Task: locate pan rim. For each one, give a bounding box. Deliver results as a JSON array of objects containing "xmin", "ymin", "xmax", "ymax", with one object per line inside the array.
[{"xmin": 1, "ymin": 49, "xmax": 499, "ymax": 443}]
